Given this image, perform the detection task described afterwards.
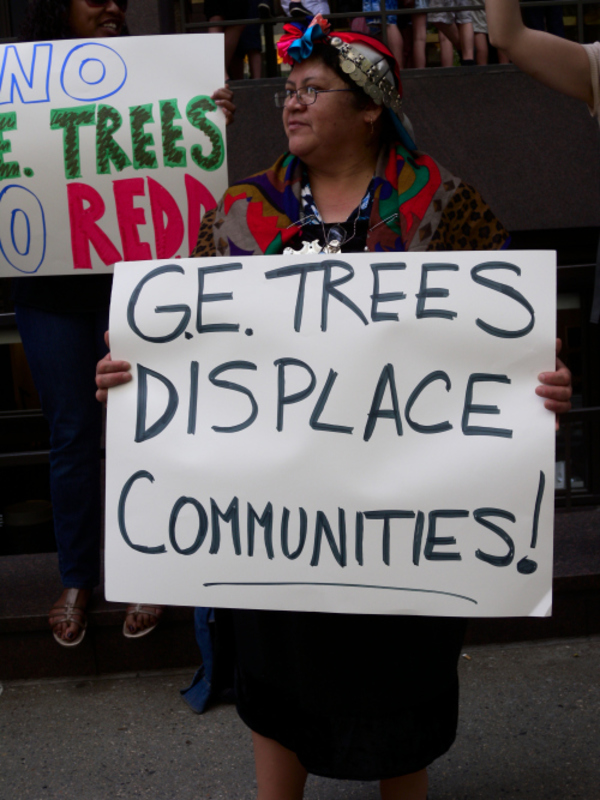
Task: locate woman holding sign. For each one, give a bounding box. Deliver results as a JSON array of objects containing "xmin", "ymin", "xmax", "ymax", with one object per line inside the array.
[
  {"xmin": 97, "ymin": 14, "xmax": 571, "ymax": 800},
  {"xmin": 13, "ymin": 0, "xmax": 235, "ymax": 647}
]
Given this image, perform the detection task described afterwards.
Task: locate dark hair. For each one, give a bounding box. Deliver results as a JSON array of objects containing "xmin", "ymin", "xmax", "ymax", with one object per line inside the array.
[
  {"xmin": 312, "ymin": 41, "xmax": 369, "ymax": 109},
  {"xmin": 19, "ymin": 0, "xmax": 130, "ymax": 43},
  {"xmin": 310, "ymin": 40, "xmax": 398, "ymax": 144},
  {"xmin": 19, "ymin": 0, "xmax": 72, "ymax": 42}
]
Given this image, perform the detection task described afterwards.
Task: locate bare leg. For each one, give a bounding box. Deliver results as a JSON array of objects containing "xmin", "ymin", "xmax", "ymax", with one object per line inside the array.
[
  {"xmin": 412, "ymin": 13, "xmax": 428, "ymax": 69},
  {"xmin": 439, "ymin": 29, "xmax": 454, "ymax": 67},
  {"xmin": 225, "ymin": 24, "xmax": 245, "ymax": 71},
  {"xmin": 401, "ymin": 24, "xmax": 413, "ymax": 68},
  {"xmin": 248, "ymin": 49, "xmax": 263, "ymax": 78},
  {"xmin": 252, "ymin": 731, "xmax": 308, "ymax": 800},
  {"xmin": 208, "ymin": 16, "xmax": 231, "ymax": 78},
  {"xmin": 228, "ymin": 52, "xmax": 245, "ymax": 81},
  {"xmin": 433, "ymin": 20, "xmax": 460, "ymax": 50},
  {"xmin": 208, "ymin": 15, "xmax": 225, "ymax": 34},
  {"xmin": 380, "ymin": 768, "xmax": 428, "ymax": 800},
  {"xmin": 474, "ymin": 31, "xmax": 489, "ymax": 65},
  {"xmin": 458, "ymin": 21, "xmax": 475, "ymax": 61},
  {"xmin": 385, "ymin": 24, "xmax": 404, "ymax": 70}
]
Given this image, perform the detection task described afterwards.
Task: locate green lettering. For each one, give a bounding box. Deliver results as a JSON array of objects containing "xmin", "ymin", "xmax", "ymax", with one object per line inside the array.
[
  {"xmin": 129, "ymin": 104, "xmax": 158, "ymax": 170},
  {"xmin": 50, "ymin": 104, "xmax": 96, "ymax": 180},
  {"xmin": 160, "ymin": 99, "xmax": 186, "ymax": 168},
  {"xmin": 96, "ymin": 104, "xmax": 132, "ymax": 175},
  {"xmin": 0, "ymin": 112, "xmax": 20, "ymax": 181},
  {"xmin": 186, "ymin": 95, "xmax": 224, "ymax": 172}
]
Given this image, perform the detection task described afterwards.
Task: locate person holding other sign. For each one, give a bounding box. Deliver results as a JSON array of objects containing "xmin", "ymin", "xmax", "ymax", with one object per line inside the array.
[
  {"xmin": 13, "ymin": 0, "xmax": 235, "ymax": 647},
  {"xmin": 96, "ymin": 14, "xmax": 572, "ymax": 800}
]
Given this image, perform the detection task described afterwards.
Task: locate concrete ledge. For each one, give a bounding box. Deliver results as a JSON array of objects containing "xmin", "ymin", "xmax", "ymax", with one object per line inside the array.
[
  {"xmin": 0, "ymin": 553, "xmax": 199, "ymax": 680},
  {"xmin": 1, "ymin": 506, "xmax": 598, "ymax": 680}
]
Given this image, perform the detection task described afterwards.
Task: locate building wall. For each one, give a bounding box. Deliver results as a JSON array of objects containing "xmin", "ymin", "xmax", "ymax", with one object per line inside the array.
[
  {"xmin": 226, "ymin": 67, "xmax": 600, "ymax": 233},
  {"xmin": 127, "ymin": 0, "xmax": 162, "ymax": 36}
]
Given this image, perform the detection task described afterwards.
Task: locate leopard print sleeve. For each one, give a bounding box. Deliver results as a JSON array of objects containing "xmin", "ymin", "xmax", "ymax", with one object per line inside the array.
[
  {"xmin": 428, "ymin": 183, "xmax": 509, "ymax": 252},
  {"xmin": 192, "ymin": 206, "xmax": 218, "ymax": 258}
]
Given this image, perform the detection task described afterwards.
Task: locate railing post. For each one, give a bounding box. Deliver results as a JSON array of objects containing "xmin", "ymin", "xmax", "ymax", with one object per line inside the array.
[
  {"xmin": 380, "ymin": 5, "xmax": 388, "ymax": 49},
  {"xmin": 264, "ymin": 20, "xmax": 278, "ymax": 78},
  {"xmin": 577, "ymin": 0, "xmax": 585, "ymax": 44},
  {"xmin": 178, "ymin": 0, "xmax": 187, "ymax": 34},
  {"xmin": 564, "ymin": 421, "xmax": 572, "ymax": 511}
]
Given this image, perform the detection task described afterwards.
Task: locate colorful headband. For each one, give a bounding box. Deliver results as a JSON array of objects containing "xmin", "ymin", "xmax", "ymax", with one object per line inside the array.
[
  {"xmin": 277, "ymin": 14, "xmax": 331, "ymax": 65},
  {"xmin": 276, "ymin": 15, "xmax": 416, "ymax": 151}
]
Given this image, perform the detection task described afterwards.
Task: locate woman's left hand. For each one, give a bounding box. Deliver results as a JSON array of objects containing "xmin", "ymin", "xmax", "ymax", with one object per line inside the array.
[
  {"xmin": 536, "ymin": 339, "xmax": 572, "ymax": 427},
  {"xmin": 212, "ymin": 85, "xmax": 235, "ymax": 126}
]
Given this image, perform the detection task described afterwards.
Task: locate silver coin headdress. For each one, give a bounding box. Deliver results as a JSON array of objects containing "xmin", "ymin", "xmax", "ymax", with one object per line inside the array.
[{"xmin": 328, "ymin": 36, "xmax": 416, "ymax": 151}]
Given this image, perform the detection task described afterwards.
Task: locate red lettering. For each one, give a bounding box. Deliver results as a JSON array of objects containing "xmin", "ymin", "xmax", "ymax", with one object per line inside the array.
[
  {"xmin": 113, "ymin": 177, "xmax": 152, "ymax": 261},
  {"xmin": 148, "ymin": 177, "xmax": 184, "ymax": 259},
  {"xmin": 67, "ymin": 182, "xmax": 122, "ymax": 269}
]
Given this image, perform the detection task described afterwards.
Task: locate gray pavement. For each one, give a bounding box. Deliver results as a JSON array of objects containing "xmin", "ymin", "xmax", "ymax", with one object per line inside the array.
[{"xmin": 1, "ymin": 636, "xmax": 599, "ymax": 800}]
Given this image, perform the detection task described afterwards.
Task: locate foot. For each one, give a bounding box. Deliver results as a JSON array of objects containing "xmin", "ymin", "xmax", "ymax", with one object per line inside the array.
[
  {"xmin": 257, "ymin": 2, "xmax": 272, "ymax": 19},
  {"xmin": 49, "ymin": 587, "xmax": 91, "ymax": 646},
  {"xmin": 123, "ymin": 604, "xmax": 164, "ymax": 638},
  {"xmin": 289, "ymin": 2, "xmax": 311, "ymax": 18}
]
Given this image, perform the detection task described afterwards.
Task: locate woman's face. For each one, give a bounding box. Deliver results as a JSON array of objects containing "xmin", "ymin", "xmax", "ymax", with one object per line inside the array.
[
  {"xmin": 68, "ymin": 0, "xmax": 126, "ymax": 38},
  {"xmin": 283, "ymin": 58, "xmax": 371, "ymax": 168}
]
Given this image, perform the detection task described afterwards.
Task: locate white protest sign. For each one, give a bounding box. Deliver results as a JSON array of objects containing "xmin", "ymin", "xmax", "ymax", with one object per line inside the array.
[
  {"xmin": 105, "ymin": 250, "xmax": 557, "ymax": 618},
  {"xmin": 0, "ymin": 35, "xmax": 227, "ymax": 277}
]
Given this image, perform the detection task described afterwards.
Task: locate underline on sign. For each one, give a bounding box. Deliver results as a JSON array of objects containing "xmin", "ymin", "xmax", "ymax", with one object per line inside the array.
[{"xmin": 202, "ymin": 582, "xmax": 478, "ymax": 605}]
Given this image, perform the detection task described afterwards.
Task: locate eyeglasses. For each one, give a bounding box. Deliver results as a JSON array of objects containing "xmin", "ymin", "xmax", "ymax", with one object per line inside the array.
[
  {"xmin": 84, "ymin": 0, "xmax": 128, "ymax": 10},
  {"xmin": 274, "ymin": 87, "xmax": 359, "ymax": 108}
]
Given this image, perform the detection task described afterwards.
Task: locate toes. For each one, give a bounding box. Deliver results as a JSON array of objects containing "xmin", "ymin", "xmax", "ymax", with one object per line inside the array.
[
  {"xmin": 49, "ymin": 588, "xmax": 89, "ymax": 644},
  {"xmin": 64, "ymin": 621, "xmax": 79, "ymax": 641},
  {"xmin": 124, "ymin": 606, "xmax": 162, "ymax": 636},
  {"xmin": 125, "ymin": 612, "xmax": 151, "ymax": 634},
  {"xmin": 135, "ymin": 613, "xmax": 152, "ymax": 631},
  {"xmin": 52, "ymin": 621, "xmax": 67, "ymax": 640},
  {"xmin": 51, "ymin": 620, "xmax": 75, "ymax": 641},
  {"xmin": 125, "ymin": 613, "xmax": 139, "ymax": 635}
]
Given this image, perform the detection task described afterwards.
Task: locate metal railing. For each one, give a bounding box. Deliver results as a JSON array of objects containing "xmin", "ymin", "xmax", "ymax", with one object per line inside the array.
[
  {"xmin": 176, "ymin": 1, "xmax": 600, "ymax": 75},
  {"xmin": 560, "ymin": 407, "xmax": 600, "ymax": 508}
]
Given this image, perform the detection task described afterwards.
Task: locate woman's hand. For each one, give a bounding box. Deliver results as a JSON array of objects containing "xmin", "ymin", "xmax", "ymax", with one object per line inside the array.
[
  {"xmin": 96, "ymin": 331, "xmax": 132, "ymax": 404},
  {"xmin": 536, "ymin": 338, "xmax": 572, "ymax": 428},
  {"xmin": 212, "ymin": 85, "xmax": 235, "ymax": 126}
]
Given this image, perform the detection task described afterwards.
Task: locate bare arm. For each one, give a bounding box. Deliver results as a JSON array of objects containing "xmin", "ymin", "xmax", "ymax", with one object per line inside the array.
[{"xmin": 485, "ymin": 0, "xmax": 593, "ymax": 106}]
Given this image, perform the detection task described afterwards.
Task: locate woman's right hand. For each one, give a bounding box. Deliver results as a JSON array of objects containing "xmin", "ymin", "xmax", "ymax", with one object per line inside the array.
[{"xmin": 96, "ymin": 331, "xmax": 132, "ymax": 403}]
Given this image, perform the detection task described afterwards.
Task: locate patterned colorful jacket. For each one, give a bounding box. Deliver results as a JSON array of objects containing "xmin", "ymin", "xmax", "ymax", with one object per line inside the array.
[{"xmin": 193, "ymin": 144, "xmax": 509, "ymax": 257}]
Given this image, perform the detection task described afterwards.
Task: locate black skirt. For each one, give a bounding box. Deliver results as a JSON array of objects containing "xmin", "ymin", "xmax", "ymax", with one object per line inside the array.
[{"xmin": 229, "ymin": 608, "xmax": 467, "ymax": 781}]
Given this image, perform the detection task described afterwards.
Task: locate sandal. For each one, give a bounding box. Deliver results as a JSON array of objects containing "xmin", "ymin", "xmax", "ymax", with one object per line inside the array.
[
  {"xmin": 49, "ymin": 588, "xmax": 89, "ymax": 647},
  {"xmin": 123, "ymin": 604, "xmax": 164, "ymax": 638}
]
